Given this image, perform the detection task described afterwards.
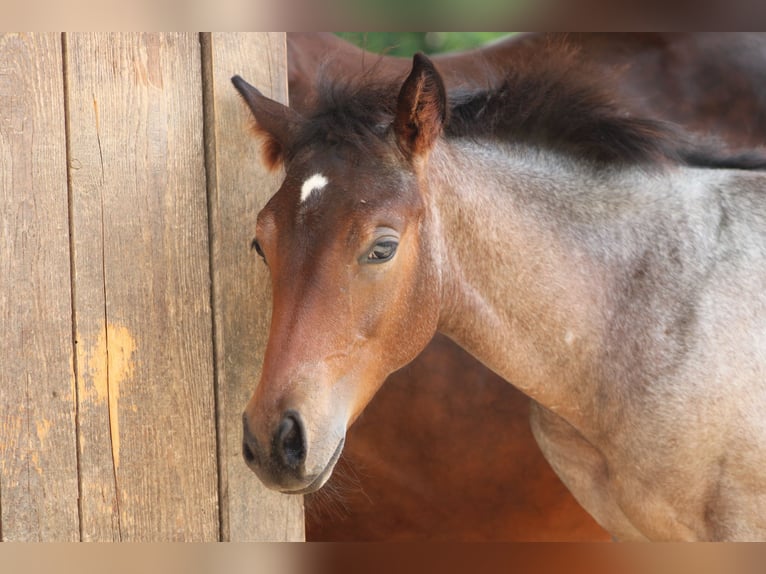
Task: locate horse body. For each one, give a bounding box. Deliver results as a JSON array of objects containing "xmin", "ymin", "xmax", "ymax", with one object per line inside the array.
[
  {"xmin": 235, "ymin": 45, "xmax": 766, "ymax": 540},
  {"xmin": 429, "ymin": 141, "xmax": 766, "ymax": 539}
]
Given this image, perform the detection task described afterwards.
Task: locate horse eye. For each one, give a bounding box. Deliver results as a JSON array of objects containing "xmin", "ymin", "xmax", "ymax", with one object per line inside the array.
[
  {"xmin": 251, "ymin": 238, "xmax": 266, "ymax": 262},
  {"xmin": 366, "ymin": 240, "xmax": 398, "ymax": 263}
]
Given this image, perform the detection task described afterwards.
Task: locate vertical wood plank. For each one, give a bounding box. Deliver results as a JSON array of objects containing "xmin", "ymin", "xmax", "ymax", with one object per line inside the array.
[
  {"xmin": 0, "ymin": 32, "xmax": 80, "ymax": 541},
  {"xmin": 65, "ymin": 33, "xmax": 219, "ymax": 541},
  {"xmin": 203, "ymin": 32, "xmax": 304, "ymax": 541}
]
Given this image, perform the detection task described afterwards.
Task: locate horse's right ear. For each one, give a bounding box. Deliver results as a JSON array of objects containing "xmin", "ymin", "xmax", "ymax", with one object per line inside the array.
[
  {"xmin": 232, "ymin": 75, "xmax": 303, "ymax": 171},
  {"xmin": 394, "ymin": 53, "xmax": 447, "ymax": 161}
]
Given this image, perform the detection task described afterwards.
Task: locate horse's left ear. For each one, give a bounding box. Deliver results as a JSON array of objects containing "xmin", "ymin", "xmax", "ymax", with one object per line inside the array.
[
  {"xmin": 394, "ymin": 53, "xmax": 447, "ymax": 160},
  {"xmin": 232, "ymin": 75, "xmax": 303, "ymax": 171}
]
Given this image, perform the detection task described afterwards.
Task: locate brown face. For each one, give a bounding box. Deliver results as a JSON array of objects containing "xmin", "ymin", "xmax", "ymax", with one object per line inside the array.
[
  {"xmin": 235, "ymin": 53, "xmax": 447, "ymax": 493},
  {"xmin": 242, "ymin": 146, "xmax": 442, "ymax": 493}
]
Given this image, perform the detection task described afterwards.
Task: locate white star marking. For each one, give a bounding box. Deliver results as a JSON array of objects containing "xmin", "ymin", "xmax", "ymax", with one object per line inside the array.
[{"xmin": 300, "ymin": 173, "xmax": 329, "ymax": 203}]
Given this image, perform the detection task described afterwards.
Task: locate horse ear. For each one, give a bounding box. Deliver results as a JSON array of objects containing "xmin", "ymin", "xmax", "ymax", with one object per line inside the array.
[
  {"xmin": 232, "ymin": 75, "xmax": 303, "ymax": 171},
  {"xmin": 394, "ymin": 53, "xmax": 447, "ymax": 160}
]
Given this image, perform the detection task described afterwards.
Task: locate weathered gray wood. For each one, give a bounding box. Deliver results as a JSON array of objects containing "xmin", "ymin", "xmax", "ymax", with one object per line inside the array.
[
  {"xmin": 203, "ymin": 32, "xmax": 304, "ymax": 541},
  {"xmin": 0, "ymin": 32, "xmax": 80, "ymax": 541},
  {"xmin": 65, "ymin": 32, "xmax": 219, "ymax": 541},
  {"xmin": 0, "ymin": 32, "xmax": 297, "ymax": 543}
]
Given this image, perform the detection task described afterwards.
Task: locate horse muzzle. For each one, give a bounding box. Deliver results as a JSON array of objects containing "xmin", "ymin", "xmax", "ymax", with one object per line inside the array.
[{"xmin": 242, "ymin": 410, "xmax": 344, "ymax": 494}]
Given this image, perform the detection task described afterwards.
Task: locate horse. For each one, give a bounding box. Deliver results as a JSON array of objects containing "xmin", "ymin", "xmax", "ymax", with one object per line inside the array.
[
  {"xmin": 286, "ymin": 33, "xmax": 766, "ymax": 541},
  {"xmin": 234, "ymin": 44, "xmax": 766, "ymax": 540}
]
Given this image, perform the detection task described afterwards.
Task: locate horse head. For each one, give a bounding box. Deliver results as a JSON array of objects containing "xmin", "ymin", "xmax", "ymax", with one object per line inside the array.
[{"xmin": 234, "ymin": 54, "xmax": 448, "ymax": 493}]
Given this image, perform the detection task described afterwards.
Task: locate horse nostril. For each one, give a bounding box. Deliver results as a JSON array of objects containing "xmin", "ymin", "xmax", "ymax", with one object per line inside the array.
[
  {"xmin": 242, "ymin": 413, "xmax": 261, "ymax": 467},
  {"xmin": 243, "ymin": 441, "xmax": 256, "ymax": 463},
  {"xmin": 276, "ymin": 411, "xmax": 306, "ymax": 470}
]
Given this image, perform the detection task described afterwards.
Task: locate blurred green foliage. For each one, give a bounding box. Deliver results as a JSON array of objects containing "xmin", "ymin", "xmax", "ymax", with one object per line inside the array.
[{"xmin": 335, "ymin": 32, "xmax": 512, "ymax": 56}]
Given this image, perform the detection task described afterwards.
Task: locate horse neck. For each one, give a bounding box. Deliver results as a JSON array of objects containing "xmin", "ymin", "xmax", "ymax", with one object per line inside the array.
[{"xmin": 425, "ymin": 139, "xmax": 720, "ymax": 426}]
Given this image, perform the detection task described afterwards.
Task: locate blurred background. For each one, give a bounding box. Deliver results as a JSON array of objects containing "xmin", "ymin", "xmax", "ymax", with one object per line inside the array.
[{"xmin": 336, "ymin": 32, "xmax": 512, "ymax": 56}]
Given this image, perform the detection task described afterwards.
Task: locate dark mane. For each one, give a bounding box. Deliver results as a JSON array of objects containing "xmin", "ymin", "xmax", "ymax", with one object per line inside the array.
[
  {"xmin": 445, "ymin": 56, "xmax": 681, "ymax": 165},
  {"xmin": 294, "ymin": 42, "xmax": 766, "ymax": 170},
  {"xmin": 287, "ymin": 63, "xmax": 402, "ymax": 162}
]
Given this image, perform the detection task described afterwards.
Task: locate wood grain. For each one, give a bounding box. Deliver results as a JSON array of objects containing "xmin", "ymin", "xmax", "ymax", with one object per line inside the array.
[
  {"xmin": 203, "ymin": 32, "xmax": 304, "ymax": 541},
  {"xmin": 65, "ymin": 33, "xmax": 219, "ymax": 541},
  {"xmin": 0, "ymin": 32, "xmax": 80, "ymax": 541},
  {"xmin": 0, "ymin": 32, "xmax": 297, "ymax": 542}
]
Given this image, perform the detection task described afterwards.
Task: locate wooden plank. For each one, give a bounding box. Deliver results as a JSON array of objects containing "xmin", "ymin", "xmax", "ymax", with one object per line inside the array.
[
  {"xmin": 203, "ymin": 32, "xmax": 304, "ymax": 541},
  {"xmin": 65, "ymin": 33, "xmax": 219, "ymax": 541},
  {"xmin": 0, "ymin": 33, "xmax": 80, "ymax": 541}
]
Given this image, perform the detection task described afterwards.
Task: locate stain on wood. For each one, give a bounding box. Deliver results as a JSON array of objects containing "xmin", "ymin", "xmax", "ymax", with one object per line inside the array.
[
  {"xmin": 65, "ymin": 32, "xmax": 218, "ymax": 541},
  {"xmin": 81, "ymin": 322, "xmax": 136, "ymax": 470}
]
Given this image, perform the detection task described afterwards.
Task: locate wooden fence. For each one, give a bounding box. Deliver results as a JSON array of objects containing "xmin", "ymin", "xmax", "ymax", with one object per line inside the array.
[{"xmin": 0, "ymin": 32, "xmax": 304, "ymax": 541}]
